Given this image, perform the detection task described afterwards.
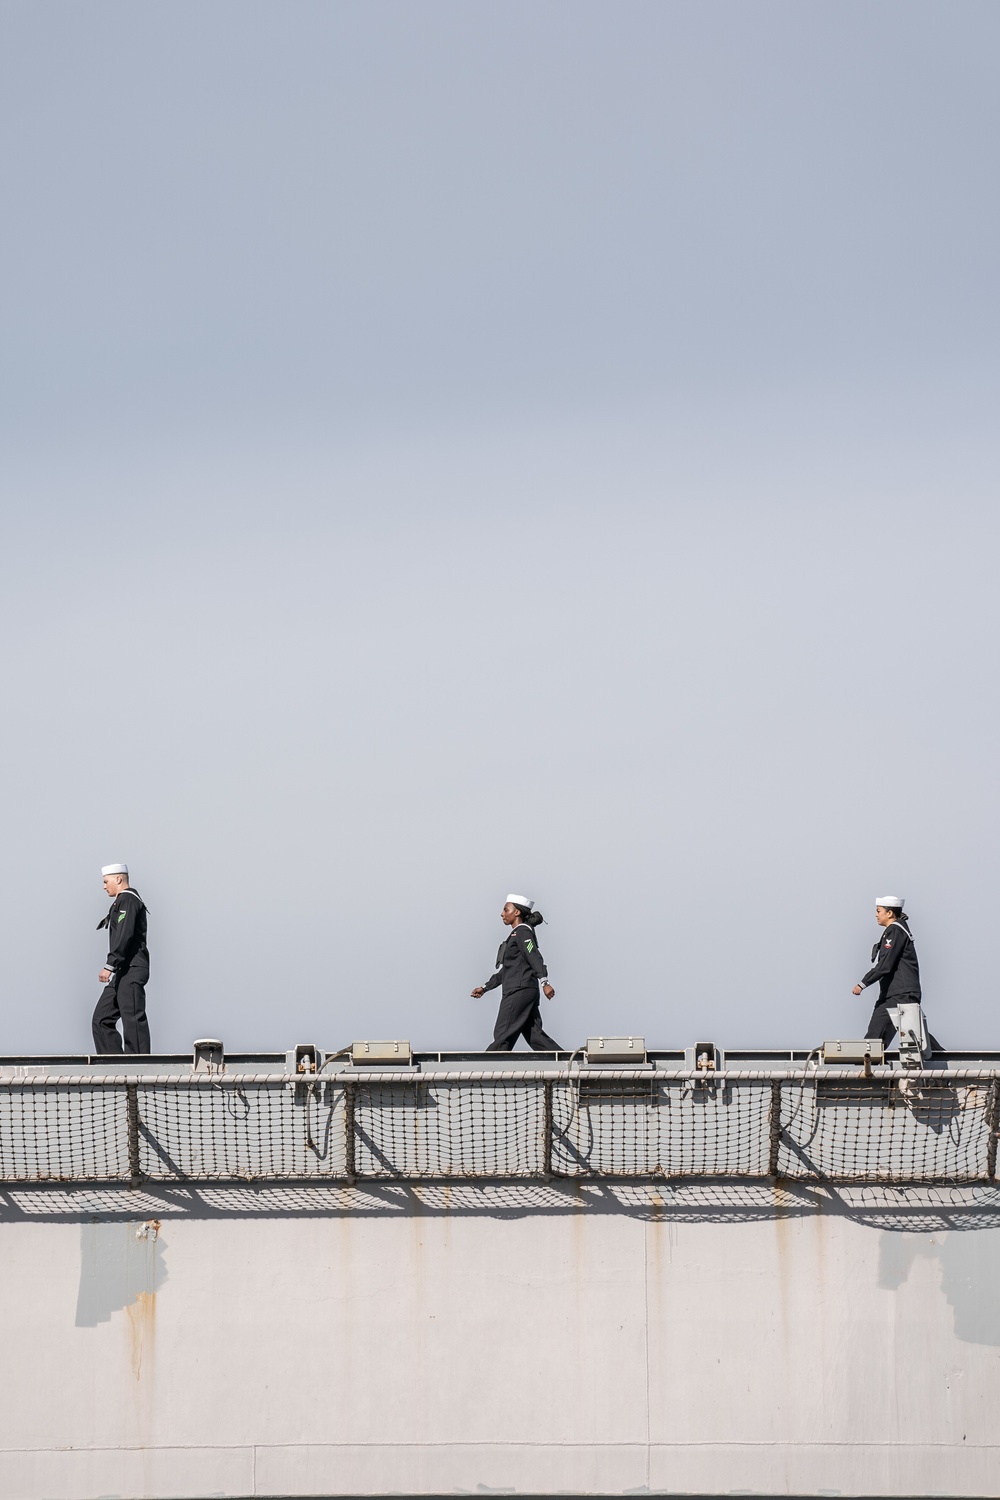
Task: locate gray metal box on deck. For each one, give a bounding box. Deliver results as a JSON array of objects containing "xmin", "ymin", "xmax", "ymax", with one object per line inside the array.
[
  {"xmin": 351, "ymin": 1040, "xmax": 413, "ymax": 1065},
  {"xmin": 584, "ymin": 1036, "xmax": 647, "ymax": 1064},
  {"xmin": 822, "ymin": 1039, "xmax": 885, "ymax": 1063}
]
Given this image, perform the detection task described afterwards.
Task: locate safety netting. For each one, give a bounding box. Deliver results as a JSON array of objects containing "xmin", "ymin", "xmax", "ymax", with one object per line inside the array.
[
  {"xmin": 777, "ymin": 1076, "xmax": 994, "ymax": 1183},
  {"xmin": 0, "ymin": 1072, "xmax": 995, "ymax": 1185},
  {"xmin": 552, "ymin": 1077, "xmax": 774, "ymax": 1177},
  {"xmin": 0, "ymin": 1083, "xmax": 130, "ymax": 1182}
]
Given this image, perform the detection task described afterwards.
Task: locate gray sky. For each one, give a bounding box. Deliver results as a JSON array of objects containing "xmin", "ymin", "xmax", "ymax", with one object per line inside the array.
[{"xmin": 1, "ymin": 1, "xmax": 998, "ymax": 1055}]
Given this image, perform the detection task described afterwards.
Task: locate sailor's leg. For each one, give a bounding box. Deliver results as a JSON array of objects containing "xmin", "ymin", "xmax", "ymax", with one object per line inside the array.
[
  {"xmin": 865, "ymin": 1002, "xmax": 896, "ymax": 1047},
  {"xmin": 525, "ymin": 1002, "xmax": 561, "ymax": 1052},
  {"xmin": 92, "ymin": 981, "xmax": 124, "ymax": 1054},
  {"xmin": 118, "ymin": 965, "xmax": 151, "ymax": 1055},
  {"xmin": 486, "ymin": 989, "xmax": 537, "ymax": 1052}
]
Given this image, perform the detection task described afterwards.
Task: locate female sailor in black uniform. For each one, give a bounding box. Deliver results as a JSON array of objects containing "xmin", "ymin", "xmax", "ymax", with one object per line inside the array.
[
  {"xmin": 852, "ymin": 896, "xmax": 939, "ymax": 1049},
  {"xmin": 471, "ymin": 894, "xmax": 562, "ymax": 1052}
]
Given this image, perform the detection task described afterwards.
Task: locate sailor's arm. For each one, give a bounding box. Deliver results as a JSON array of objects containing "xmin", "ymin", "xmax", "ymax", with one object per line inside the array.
[
  {"xmin": 856, "ymin": 929, "xmax": 906, "ymax": 992},
  {"xmin": 514, "ymin": 926, "xmax": 555, "ymax": 996},
  {"xmin": 107, "ymin": 895, "xmax": 140, "ymax": 973}
]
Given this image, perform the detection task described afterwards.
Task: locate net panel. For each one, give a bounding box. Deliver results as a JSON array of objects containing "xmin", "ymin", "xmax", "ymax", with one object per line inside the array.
[
  {"xmin": 353, "ymin": 1080, "xmax": 545, "ymax": 1178},
  {"xmin": 0, "ymin": 1084, "xmax": 129, "ymax": 1182},
  {"xmin": 551, "ymin": 1079, "xmax": 773, "ymax": 1178},
  {"xmin": 138, "ymin": 1081, "xmax": 348, "ymax": 1180},
  {"xmin": 777, "ymin": 1078, "xmax": 994, "ymax": 1182},
  {"xmin": 0, "ymin": 1074, "xmax": 994, "ymax": 1184}
]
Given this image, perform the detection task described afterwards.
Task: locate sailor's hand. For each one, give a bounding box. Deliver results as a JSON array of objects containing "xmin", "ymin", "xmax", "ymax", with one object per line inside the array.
[
  {"xmin": 98, "ymin": 968, "xmax": 112, "ymax": 984},
  {"xmin": 470, "ymin": 986, "xmax": 485, "ymax": 999},
  {"xmin": 543, "ymin": 983, "xmax": 555, "ymax": 999},
  {"xmin": 852, "ymin": 984, "xmax": 863, "ymax": 996}
]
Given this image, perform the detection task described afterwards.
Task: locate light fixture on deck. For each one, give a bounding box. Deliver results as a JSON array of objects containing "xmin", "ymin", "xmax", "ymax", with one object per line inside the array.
[{"xmin": 192, "ymin": 1038, "xmax": 224, "ymax": 1073}]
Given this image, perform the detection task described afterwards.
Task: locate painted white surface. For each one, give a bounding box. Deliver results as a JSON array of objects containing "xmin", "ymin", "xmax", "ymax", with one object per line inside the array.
[{"xmin": 0, "ymin": 1184, "xmax": 997, "ymax": 1498}]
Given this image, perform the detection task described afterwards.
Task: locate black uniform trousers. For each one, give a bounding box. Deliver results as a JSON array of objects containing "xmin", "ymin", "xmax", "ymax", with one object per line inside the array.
[
  {"xmin": 865, "ymin": 998, "xmax": 941, "ymax": 1052},
  {"xmin": 92, "ymin": 959, "xmax": 151, "ymax": 1054},
  {"xmin": 487, "ymin": 986, "xmax": 561, "ymax": 1052}
]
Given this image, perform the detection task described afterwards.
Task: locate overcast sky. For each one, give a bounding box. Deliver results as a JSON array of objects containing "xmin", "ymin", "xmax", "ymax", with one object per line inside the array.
[{"xmin": 1, "ymin": 1, "xmax": 998, "ymax": 1056}]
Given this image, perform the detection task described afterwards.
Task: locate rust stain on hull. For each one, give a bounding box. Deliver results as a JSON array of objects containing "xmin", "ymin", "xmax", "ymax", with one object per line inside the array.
[
  {"xmin": 126, "ymin": 1289, "xmax": 157, "ymax": 1382},
  {"xmin": 126, "ymin": 1222, "xmax": 161, "ymax": 1384}
]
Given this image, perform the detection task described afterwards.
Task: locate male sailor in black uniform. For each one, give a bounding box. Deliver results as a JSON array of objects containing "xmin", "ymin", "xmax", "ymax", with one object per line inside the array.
[
  {"xmin": 93, "ymin": 863, "xmax": 151, "ymax": 1054},
  {"xmin": 471, "ymin": 893, "xmax": 562, "ymax": 1052},
  {"xmin": 851, "ymin": 895, "xmax": 939, "ymax": 1050}
]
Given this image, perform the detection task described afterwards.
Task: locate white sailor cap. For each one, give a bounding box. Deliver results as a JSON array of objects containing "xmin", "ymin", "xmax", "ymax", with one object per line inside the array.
[
  {"xmin": 875, "ymin": 895, "xmax": 904, "ymax": 908},
  {"xmin": 505, "ymin": 892, "xmax": 533, "ymax": 910},
  {"xmin": 101, "ymin": 863, "xmax": 128, "ymax": 877}
]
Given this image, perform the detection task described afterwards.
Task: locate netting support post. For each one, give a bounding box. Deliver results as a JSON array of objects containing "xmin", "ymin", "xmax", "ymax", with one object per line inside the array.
[
  {"xmin": 987, "ymin": 1080, "xmax": 1000, "ymax": 1182},
  {"xmin": 125, "ymin": 1084, "xmax": 142, "ymax": 1189},
  {"xmin": 768, "ymin": 1079, "xmax": 783, "ymax": 1177},
  {"xmin": 344, "ymin": 1081, "xmax": 356, "ymax": 1184},
  {"xmin": 542, "ymin": 1081, "xmax": 553, "ymax": 1179}
]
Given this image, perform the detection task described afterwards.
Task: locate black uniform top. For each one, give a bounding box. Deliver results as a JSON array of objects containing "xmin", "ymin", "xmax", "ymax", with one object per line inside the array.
[
  {"xmin": 482, "ymin": 924, "xmax": 549, "ymax": 995},
  {"xmin": 860, "ymin": 919, "xmax": 920, "ymax": 1002},
  {"xmin": 97, "ymin": 888, "xmax": 149, "ymax": 976}
]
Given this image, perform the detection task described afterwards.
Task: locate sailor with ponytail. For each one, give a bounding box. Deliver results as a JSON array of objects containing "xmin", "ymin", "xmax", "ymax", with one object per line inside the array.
[
  {"xmin": 851, "ymin": 896, "xmax": 940, "ymax": 1050},
  {"xmin": 470, "ymin": 894, "xmax": 562, "ymax": 1052}
]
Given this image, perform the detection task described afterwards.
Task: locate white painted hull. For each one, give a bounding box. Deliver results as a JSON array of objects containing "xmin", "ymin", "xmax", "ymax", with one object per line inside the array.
[{"xmin": 1, "ymin": 1179, "xmax": 996, "ymax": 1498}]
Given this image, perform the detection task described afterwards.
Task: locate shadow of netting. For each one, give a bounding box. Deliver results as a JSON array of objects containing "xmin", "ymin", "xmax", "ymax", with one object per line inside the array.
[{"xmin": 3, "ymin": 1177, "xmax": 1000, "ymax": 1229}]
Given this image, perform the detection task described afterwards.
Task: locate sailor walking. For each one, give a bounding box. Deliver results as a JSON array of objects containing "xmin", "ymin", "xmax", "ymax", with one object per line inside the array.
[
  {"xmin": 471, "ymin": 894, "xmax": 562, "ymax": 1052},
  {"xmin": 851, "ymin": 896, "xmax": 938, "ymax": 1050},
  {"xmin": 93, "ymin": 863, "xmax": 151, "ymax": 1054}
]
